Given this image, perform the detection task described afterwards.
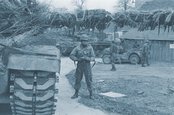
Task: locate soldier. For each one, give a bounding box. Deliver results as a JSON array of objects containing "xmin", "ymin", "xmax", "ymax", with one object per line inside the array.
[
  {"xmin": 110, "ymin": 38, "xmax": 122, "ymax": 71},
  {"xmin": 141, "ymin": 39, "xmax": 150, "ymax": 67},
  {"xmin": 70, "ymin": 36, "xmax": 95, "ymax": 99},
  {"xmin": 56, "ymin": 43, "xmax": 61, "ymax": 49},
  {"xmin": 133, "ymin": 41, "xmax": 140, "ymax": 49}
]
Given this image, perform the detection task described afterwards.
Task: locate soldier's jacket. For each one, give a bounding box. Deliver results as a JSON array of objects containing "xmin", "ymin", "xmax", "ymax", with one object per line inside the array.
[
  {"xmin": 142, "ymin": 43, "xmax": 150, "ymax": 55},
  {"xmin": 133, "ymin": 42, "xmax": 140, "ymax": 49},
  {"xmin": 110, "ymin": 43, "xmax": 123, "ymax": 54},
  {"xmin": 70, "ymin": 44, "xmax": 95, "ymax": 62}
]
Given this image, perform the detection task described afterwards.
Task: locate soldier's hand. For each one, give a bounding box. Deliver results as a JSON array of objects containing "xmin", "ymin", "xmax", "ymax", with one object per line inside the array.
[
  {"xmin": 80, "ymin": 57, "xmax": 85, "ymax": 59},
  {"xmin": 76, "ymin": 58, "xmax": 83, "ymax": 61},
  {"xmin": 80, "ymin": 57, "xmax": 90, "ymax": 61},
  {"xmin": 84, "ymin": 57, "xmax": 90, "ymax": 61}
]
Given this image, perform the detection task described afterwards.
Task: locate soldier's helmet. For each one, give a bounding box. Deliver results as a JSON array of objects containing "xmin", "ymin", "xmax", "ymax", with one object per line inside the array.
[
  {"xmin": 144, "ymin": 39, "xmax": 149, "ymax": 43},
  {"xmin": 56, "ymin": 43, "xmax": 60, "ymax": 48},
  {"xmin": 80, "ymin": 35, "xmax": 89, "ymax": 41},
  {"xmin": 113, "ymin": 38, "xmax": 121, "ymax": 43}
]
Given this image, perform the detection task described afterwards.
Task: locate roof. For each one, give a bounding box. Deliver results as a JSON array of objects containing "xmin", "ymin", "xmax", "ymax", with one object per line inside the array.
[
  {"xmin": 7, "ymin": 45, "xmax": 60, "ymax": 72},
  {"xmin": 139, "ymin": 0, "xmax": 174, "ymax": 11},
  {"xmin": 121, "ymin": 29, "xmax": 174, "ymax": 41}
]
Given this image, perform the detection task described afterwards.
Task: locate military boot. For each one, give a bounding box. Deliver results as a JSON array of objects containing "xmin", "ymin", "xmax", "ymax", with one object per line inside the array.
[
  {"xmin": 89, "ymin": 91, "xmax": 94, "ymax": 99},
  {"xmin": 71, "ymin": 90, "xmax": 78, "ymax": 99},
  {"xmin": 142, "ymin": 64, "xmax": 145, "ymax": 67},
  {"xmin": 111, "ymin": 63, "xmax": 116, "ymax": 71},
  {"xmin": 111, "ymin": 66, "xmax": 116, "ymax": 71}
]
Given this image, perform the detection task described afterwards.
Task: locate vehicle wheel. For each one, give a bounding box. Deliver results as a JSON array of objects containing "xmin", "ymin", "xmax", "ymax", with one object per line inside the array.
[
  {"xmin": 129, "ymin": 54, "xmax": 140, "ymax": 64},
  {"xmin": 102, "ymin": 55, "xmax": 111, "ymax": 64}
]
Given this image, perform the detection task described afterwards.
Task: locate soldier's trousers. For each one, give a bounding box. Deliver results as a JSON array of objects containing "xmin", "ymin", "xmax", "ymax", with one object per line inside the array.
[
  {"xmin": 74, "ymin": 61, "xmax": 92, "ymax": 92},
  {"xmin": 141, "ymin": 53, "xmax": 149, "ymax": 66}
]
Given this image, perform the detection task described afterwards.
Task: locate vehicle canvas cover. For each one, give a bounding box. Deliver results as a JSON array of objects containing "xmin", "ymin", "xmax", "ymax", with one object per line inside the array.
[{"xmin": 7, "ymin": 45, "xmax": 60, "ymax": 72}]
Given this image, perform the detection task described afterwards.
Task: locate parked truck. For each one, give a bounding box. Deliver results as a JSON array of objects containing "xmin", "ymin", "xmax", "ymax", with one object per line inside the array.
[{"xmin": 102, "ymin": 47, "xmax": 141, "ymax": 64}]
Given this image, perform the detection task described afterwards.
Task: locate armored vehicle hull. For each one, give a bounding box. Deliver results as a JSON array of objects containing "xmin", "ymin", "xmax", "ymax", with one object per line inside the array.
[{"xmin": 0, "ymin": 45, "xmax": 60, "ymax": 115}]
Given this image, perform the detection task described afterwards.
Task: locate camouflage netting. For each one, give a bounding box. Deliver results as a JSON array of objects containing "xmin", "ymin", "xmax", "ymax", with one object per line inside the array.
[
  {"xmin": 0, "ymin": 0, "xmax": 77, "ymax": 38},
  {"xmin": 0, "ymin": 0, "xmax": 48, "ymax": 37},
  {"xmin": 1, "ymin": 0, "xmax": 174, "ymax": 57},
  {"xmin": 6, "ymin": 30, "xmax": 75, "ymax": 47}
]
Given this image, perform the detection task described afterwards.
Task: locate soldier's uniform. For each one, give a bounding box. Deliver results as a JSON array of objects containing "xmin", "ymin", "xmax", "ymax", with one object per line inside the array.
[
  {"xmin": 141, "ymin": 40, "xmax": 150, "ymax": 67},
  {"xmin": 70, "ymin": 37, "xmax": 95, "ymax": 99},
  {"xmin": 133, "ymin": 41, "xmax": 140, "ymax": 49},
  {"xmin": 110, "ymin": 38, "xmax": 122, "ymax": 71}
]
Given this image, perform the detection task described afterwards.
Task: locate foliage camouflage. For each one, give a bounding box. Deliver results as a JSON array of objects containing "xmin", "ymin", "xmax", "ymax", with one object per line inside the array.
[
  {"xmin": 113, "ymin": 10, "xmax": 174, "ymax": 34},
  {"xmin": 82, "ymin": 9, "xmax": 112, "ymax": 32},
  {"xmin": 0, "ymin": 0, "xmax": 47, "ymax": 37},
  {"xmin": 1, "ymin": 0, "xmax": 174, "ymax": 38}
]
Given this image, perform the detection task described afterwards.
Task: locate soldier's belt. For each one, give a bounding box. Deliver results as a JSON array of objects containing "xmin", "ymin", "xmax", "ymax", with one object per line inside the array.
[{"xmin": 78, "ymin": 60, "xmax": 90, "ymax": 63}]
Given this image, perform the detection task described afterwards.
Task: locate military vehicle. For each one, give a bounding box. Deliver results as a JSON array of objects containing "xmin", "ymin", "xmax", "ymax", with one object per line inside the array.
[
  {"xmin": 0, "ymin": 44, "xmax": 60, "ymax": 115},
  {"xmin": 102, "ymin": 47, "xmax": 141, "ymax": 64}
]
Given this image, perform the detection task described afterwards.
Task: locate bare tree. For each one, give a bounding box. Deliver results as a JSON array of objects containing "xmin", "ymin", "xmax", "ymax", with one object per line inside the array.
[
  {"xmin": 72, "ymin": 0, "xmax": 86, "ymax": 10},
  {"xmin": 72, "ymin": 0, "xmax": 87, "ymax": 20},
  {"xmin": 72, "ymin": 0, "xmax": 86, "ymax": 32},
  {"xmin": 116, "ymin": 0, "xmax": 135, "ymax": 11}
]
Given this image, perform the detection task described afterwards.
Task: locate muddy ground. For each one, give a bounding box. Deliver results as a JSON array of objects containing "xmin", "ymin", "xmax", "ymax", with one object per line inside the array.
[
  {"xmin": 66, "ymin": 62, "xmax": 174, "ymax": 115},
  {"xmin": 0, "ymin": 58, "xmax": 109, "ymax": 115},
  {"xmin": 56, "ymin": 58, "xmax": 108, "ymax": 115},
  {"xmin": 1, "ymin": 31, "xmax": 174, "ymax": 115}
]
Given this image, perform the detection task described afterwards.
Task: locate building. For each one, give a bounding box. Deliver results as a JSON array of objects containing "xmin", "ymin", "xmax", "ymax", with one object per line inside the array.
[
  {"xmin": 138, "ymin": 0, "xmax": 174, "ymax": 11},
  {"xmin": 121, "ymin": 29, "xmax": 174, "ymax": 62}
]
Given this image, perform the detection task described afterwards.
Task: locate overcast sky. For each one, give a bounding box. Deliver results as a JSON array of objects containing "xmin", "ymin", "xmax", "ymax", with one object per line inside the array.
[{"xmin": 38, "ymin": 0, "xmax": 118, "ymax": 13}]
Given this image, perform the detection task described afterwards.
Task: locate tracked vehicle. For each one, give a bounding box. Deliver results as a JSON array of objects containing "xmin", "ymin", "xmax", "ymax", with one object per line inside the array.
[{"xmin": 0, "ymin": 44, "xmax": 60, "ymax": 115}]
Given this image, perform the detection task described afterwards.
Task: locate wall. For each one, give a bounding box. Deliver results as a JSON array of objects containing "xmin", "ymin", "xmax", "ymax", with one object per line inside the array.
[
  {"xmin": 150, "ymin": 40, "xmax": 174, "ymax": 62},
  {"xmin": 123, "ymin": 39, "xmax": 174, "ymax": 62}
]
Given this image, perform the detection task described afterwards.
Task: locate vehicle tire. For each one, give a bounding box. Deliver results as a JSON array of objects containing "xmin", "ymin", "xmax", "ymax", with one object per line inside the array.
[
  {"xmin": 129, "ymin": 54, "xmax": 140, "ymax": 64},
  {"xmin": 102, "ymin": 55, "xmax": 111, "ymax": 64}
]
